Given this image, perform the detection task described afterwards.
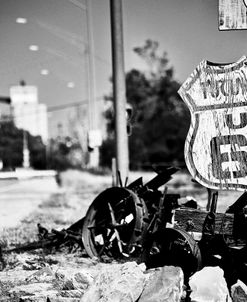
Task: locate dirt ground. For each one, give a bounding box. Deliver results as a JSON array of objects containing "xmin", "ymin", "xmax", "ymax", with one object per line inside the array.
[{"xmin": 0, "ymin": 168, "xmax": 243, "ymax": 301}]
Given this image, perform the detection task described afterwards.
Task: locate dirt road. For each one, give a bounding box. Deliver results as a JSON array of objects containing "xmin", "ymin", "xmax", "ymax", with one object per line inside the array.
[{"xmin": 0, "ymin": 177, "xmax": 59, "ymax": 230}]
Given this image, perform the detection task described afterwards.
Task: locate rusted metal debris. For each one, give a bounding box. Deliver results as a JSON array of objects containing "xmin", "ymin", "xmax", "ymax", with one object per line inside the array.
[
  {"xmin": 82, "ymin": 166, "xmax": 202, "ymax": 280},
  {"xmin": 1, "ymin": 166, "xmax": 247, "ymax": 288},
  {"xmin": 82, "ymin": 166, "xmax": 247, "ymax": 286},
  {"xmin": 0, "ymin": 217, "xmax": 85, "ymax": 269}
]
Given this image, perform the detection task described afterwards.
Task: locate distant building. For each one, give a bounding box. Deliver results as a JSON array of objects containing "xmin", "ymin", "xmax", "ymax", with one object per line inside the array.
[{"xmin": 10, "ymin": 83, "xmax": 48, "ymax": 144}]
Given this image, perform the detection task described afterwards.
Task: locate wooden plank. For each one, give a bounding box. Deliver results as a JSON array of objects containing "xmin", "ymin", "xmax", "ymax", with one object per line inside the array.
[
  {"xmin": 174, "ymin": 208, "xmax": 234, "ymax": 236},
  {"xmin": 219, "ymin": 0, "xmax": 247, "ymax": 30}
]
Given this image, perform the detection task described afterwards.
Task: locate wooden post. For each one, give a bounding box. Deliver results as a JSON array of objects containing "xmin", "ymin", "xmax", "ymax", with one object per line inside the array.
[{"xmin": 110, "ymin": 0, "xmax": 129, "ymax": 185}]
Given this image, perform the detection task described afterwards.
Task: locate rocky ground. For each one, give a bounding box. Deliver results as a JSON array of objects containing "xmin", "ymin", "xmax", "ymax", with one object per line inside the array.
[{"xmin": 0, "ymin": 169, "xmax": 245, "ymax": 301}]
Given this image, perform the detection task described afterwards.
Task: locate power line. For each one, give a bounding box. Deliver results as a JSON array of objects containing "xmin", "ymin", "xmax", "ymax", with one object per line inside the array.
[
  {"xmin": 0, "ymin": 96, "xmax": 104, "ymax": 123},
  {"xmin": 33, "ymin": 12, "xmax": 111, "ymax": 67},
  {"xmin": 47, "ymin": 96, "xmax": 102, "ymax": 112},
  {"xmin": 35, "ymin": 18, "xmax": 86, "ymax": 49},
  {"xmin": 67, "ymin": 0, "xmax": 86, "ymax": 11}
]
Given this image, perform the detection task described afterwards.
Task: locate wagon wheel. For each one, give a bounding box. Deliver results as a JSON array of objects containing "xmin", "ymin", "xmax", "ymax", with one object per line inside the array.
[
  {"xmin": 143, "ymin": 227, "xmax": 202, "ymax": 280},
  {"xmin": 82, "ymin": 187, "xmax": 147, "ymax": 259}
]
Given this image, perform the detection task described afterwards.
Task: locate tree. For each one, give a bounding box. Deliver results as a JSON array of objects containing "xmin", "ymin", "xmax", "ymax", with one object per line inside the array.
[
  {"xmin": 48, "ymin": 135, "xmax": 85, "ymax": 171},
  {"xmin": 101, "ymin": 40, "xmax": 190, "ymax": 169},
  {"xmin": 0, "ymin": 119, "xmax": 46, "ymax": 170},
  {"xmin": 29, "ymin": 134, "xmax": 46, "ymax": 169}
]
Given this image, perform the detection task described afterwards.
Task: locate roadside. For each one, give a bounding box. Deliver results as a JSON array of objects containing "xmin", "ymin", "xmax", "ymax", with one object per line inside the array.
[
  {"xmin": 0, "ymin": 169, "xmax": 114, "ymax": 301},
  {"xmin": 0, "ymin": 168, "xmax": 241, "ymax": 231},
  {"xmin": 0, "ymin": 168, "xmax": 243, "ymax": 301},
  {"xmin": 0, "ymin": 177, "xmax": 59, "ymax": 230}
]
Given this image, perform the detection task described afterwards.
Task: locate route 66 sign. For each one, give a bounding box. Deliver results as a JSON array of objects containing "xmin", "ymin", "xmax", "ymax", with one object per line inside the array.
[{"xmin": 178, "ymin": 56, "xmax": 247, "ymax": 191}]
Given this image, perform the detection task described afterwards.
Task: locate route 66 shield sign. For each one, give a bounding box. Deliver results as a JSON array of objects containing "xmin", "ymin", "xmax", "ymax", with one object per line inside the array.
[{"xmin": 178, "ymin": 56, "xmax": 247, "ymax": 191}]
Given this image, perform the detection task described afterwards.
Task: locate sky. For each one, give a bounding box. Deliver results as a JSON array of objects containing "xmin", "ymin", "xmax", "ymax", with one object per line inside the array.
[{"xmin": 1, "ymin": 0, "xmax": 247, "ymax": 135}]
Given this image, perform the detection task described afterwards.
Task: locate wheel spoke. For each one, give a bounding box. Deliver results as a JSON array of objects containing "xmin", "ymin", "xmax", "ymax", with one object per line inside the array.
[
  {"xmin": 97, "ymin": 229, "xmax": 115, "ymax": 256},
  {"xmin": 108, "ymin": 202, "xmax": 123, "ymax": 253},
  {"xmin": 82, "ymin": 187, "xmax": 146, "ymax": 259}
]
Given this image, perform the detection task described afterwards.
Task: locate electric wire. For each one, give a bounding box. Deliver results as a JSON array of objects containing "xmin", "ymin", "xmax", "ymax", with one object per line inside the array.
[{"xmin": 0, "ymin": 96, "xmax": 104, "ymax": 124}]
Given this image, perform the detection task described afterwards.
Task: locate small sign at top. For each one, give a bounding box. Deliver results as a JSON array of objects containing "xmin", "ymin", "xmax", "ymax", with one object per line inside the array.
[{"xmin": 219, "ymin": 0, "xmax": 247, "ymax": 30}]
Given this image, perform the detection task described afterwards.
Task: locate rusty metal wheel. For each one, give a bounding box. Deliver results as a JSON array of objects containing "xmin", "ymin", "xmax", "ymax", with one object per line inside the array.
[
  {"xmin": 143, "ymin": 227, "xmax": 202, "ymax": 279},
  {"xmin": 82, "ymin": 187, "xmax": 147, "ymax": 259}
]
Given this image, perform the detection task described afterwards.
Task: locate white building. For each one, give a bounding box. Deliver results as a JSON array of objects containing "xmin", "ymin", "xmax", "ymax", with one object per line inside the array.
[{"xmin": 10, "ymin": 84, "xmax": 48, "ymax": 144}]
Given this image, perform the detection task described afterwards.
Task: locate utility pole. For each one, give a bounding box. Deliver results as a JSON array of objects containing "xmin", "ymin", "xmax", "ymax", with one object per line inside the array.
[
  {"xmin": 85, "ymin": 0, "xmax": 99, "ymax": 168},
  {"xmin": 110, "ymin": 0, "xmax": 129, "ymax": 185}
]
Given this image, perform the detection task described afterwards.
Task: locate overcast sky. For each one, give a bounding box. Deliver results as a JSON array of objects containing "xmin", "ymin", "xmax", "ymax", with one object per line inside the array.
[{"xmin": 1, "ymin": 0, "xmax": 247, "ymax": 131}]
